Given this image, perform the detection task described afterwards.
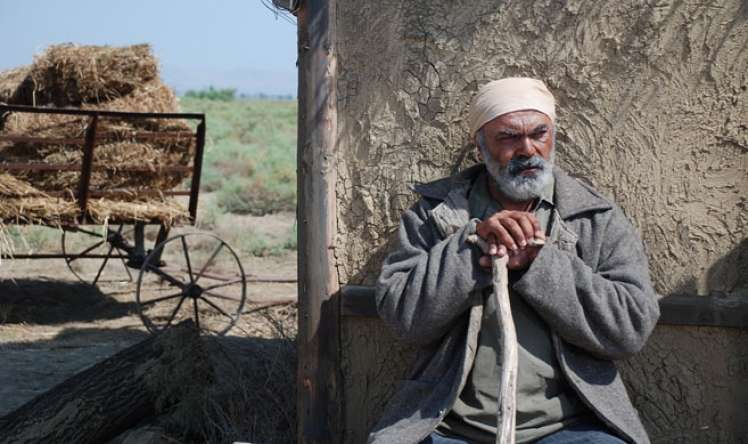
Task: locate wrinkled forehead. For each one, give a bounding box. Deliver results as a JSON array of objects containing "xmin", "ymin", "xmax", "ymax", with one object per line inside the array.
[{"xmin": 482, "ymin": 110, "xmax": 553, "ymax": 134}]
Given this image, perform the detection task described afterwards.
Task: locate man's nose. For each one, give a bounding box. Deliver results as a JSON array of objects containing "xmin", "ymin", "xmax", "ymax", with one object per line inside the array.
[{"xmin": 517, "ymin": 135, "xmax": 536, "ymax": 156}]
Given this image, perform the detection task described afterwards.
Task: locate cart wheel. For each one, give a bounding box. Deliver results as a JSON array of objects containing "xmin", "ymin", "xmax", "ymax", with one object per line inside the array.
[
  {"xmin": 62, "ymin": 225, "xmax": 135, "ymax": 286},
  {"xmin": 136, "ymin": 233, "xmax": 247, "ymax": 335}
]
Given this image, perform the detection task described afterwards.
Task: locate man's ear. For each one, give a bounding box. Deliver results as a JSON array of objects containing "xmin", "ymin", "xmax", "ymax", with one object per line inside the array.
[{"xmin": 476, "ymin": 145, "xmax": 484, "ymax": 162}]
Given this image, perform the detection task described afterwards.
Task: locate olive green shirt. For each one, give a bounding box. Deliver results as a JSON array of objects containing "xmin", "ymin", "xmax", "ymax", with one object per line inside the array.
[{"xmin": 437, "ymin": 172, "xmax": 589, "ymax": 443}]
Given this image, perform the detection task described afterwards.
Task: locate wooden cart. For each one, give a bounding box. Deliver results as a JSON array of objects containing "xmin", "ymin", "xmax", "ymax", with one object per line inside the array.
[{"xmin": 0, "ymin": 104, "xmax": 246, "ymax": 335}]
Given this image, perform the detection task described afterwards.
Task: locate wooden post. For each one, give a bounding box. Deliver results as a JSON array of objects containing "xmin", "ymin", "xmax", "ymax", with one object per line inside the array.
[
  {"xmin": 77, "ymin": 114, "xmax": 98, "ymax": 219},
  {"xmin": 296, "ymin": 0, "xmax": 341, "ymax": 443}
]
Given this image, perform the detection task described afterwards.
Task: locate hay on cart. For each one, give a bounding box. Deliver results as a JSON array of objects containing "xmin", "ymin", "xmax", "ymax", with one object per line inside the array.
[
  {"xmin": 0, "ymin": 66, "xmax": 31, "ymax": 105},
  {"xmin": 0, "ymin": 174, "xmax": 189, "ymax": 225},
  {"xmin": 0, "ymin": 44, "xmax": 196, "ymax": 224},
  {"xmin": 16, "ymin": 43, "xmax": 158, "ymax": 107}
]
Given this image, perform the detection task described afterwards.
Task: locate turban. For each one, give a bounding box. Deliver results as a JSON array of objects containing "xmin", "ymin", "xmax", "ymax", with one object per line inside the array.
[{"xmin": 468, "ymin": 77, "xmax": 556, "ymax": 140}]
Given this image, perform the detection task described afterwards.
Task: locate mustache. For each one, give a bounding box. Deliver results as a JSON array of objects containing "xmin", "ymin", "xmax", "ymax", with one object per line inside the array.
[{"xmin": 506, "ymin": 156, "xmax": 548, "ymax": 176}]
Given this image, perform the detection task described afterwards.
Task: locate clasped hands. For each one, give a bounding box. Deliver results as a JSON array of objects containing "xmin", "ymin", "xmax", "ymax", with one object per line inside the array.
[{"xmin": 474, "ymin": 210, "xmax": 546, "ymax": 270}]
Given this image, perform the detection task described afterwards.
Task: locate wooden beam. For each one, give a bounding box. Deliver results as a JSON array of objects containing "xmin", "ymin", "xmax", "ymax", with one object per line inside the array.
[
  {"xmin": 0, "ymin": 321, "xmax": 206, "ymax": 443},
  {"xmin": 340, "ymin": 285, "xmax": 748, "ymax": 329},
  {"xmin": 296, "ymin": 1, "xmax": 341, "ymax": 443}
]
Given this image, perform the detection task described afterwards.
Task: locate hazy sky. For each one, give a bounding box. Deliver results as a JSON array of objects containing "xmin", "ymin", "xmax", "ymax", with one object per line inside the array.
[{"xmin": 0, "ymin": 0, "xmax": 298, "ymax": 95}]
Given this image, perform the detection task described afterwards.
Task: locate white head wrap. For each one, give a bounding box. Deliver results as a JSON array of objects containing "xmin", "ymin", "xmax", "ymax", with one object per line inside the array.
[{"xmin": 468, "ymin": 77, "xmax": 556, "ymax": 140}]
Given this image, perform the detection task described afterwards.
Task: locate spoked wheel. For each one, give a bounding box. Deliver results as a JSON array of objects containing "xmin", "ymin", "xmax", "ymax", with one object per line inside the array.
[
  {"xmin": 62, "ymin": 225, "xmax": 135, "ymax": 286},
  {"xmin": 136, "ymin": 233, "xmax": 247, "ymax": 335}
]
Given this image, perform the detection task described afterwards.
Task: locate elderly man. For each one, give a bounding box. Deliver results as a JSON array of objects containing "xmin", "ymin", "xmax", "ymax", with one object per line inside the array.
[{"xmin": 370, "ymin": 78, "xmax": 660, "ymax": 444}]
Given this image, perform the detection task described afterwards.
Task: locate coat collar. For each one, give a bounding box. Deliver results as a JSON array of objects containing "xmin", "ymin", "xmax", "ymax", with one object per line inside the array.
[{"xmin": 411, "ymin": 164, "xmax": 612, "ymax": 220}]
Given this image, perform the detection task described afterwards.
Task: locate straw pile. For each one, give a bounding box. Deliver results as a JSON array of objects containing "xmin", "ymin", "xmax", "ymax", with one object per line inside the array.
[
  {"xmin": 0, "ymin": 173, "xmax": 187, "ymax": 225},
  {"xmin": 0, "ymin": 66, "xmax": 31, "ymax": 104},
  {"xmin": 0, "ymin": 44, "xmax": 193, "ymax": 225},
  {"xmin": 15, "ymin": 44, "xmax": 158, "ymax": 107}
]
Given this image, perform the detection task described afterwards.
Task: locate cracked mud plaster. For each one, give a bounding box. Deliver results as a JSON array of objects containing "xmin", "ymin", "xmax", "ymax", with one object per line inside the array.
[
  {"xmin": 621, "ymin": 325, "xmax": 748, "ymax": 443},
  {"xmin": 333, "ymin": 1, "xmax": 747, "ymax": 442}
]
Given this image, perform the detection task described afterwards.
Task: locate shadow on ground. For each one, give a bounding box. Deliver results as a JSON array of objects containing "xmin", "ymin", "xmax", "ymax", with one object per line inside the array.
[{"xmin": 0, "ymin": 278, "xmax": 137, "ymax": 325}]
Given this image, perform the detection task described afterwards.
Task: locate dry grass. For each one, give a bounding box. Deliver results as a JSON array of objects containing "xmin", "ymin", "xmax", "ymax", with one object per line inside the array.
[
  {"xmin": 0, "ymin": 197, "xmax": 80, "ymax": 225},
  {"xmin": 86, "ymin": 198, "xmax": 188, "ymax": 225},
  {"xmin": 0, "ymin": 174, "xmax": 45, "ymax": 197},
  {"xmin": 0, "ymin": 80, "xmax": 195, "ymax": 193},
  {"xmin": 21, "ymin": 43, "xmax": 158, "ymax": 107},
  {"xmin": 157, "ymin": 305, "xmax": 297, "ymax": 444},
  {"xmin": 0, "ymin": 197, "xmax": 189, "ymax": 226},
  {"xmin": 84, "ymin": 79, "xmax": 179, "ymax": 114},
  {"xmin": 0, "ymin": 66, "xmax": 31, "ymax": 104},
  {"xmin": 0, "ymin": 44, "xmax": 197, "ymax": 225}
]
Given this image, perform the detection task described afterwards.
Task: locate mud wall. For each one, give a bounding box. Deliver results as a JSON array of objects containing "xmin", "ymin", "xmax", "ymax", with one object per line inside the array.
[{"xmin": 333, "ymin": 1, "xmax": 748, "ymax": 442}]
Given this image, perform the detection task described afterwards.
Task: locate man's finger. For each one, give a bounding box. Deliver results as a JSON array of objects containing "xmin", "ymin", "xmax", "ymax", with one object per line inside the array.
[
  {"xmin": 527, "ymin": 214, "xmax": 542, "ymax": 238},
  {"xmin": 500, "ymin": 217, "xmax": 527, "ymax": 249},
  {"xmin": 493, "ymin": 223, "xmax": 517, "ymax": 252},
  {"xmin": 489, "ymin": 242, "xmax": 497, "ymax": 256},
  {"xmin": 515, "ymin": 214, "xmax": 536, "ymax": 243}
]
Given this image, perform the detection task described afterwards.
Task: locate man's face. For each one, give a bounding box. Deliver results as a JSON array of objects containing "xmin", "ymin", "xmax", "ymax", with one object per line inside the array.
[{"xmin": 478, "ymin": 110, "xmax": 555, "ymax": 202}]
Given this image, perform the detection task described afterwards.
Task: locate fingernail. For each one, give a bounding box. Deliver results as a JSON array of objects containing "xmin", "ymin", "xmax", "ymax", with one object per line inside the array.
[{"xmin": 520, "ymin": 241, "xmax": 526, "ymax": 249}]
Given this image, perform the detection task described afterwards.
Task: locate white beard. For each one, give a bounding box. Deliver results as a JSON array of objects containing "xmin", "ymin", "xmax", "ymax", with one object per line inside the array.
[{"xmin": 480, "ymin": 144, "xmax": 554, "ymax": 202}]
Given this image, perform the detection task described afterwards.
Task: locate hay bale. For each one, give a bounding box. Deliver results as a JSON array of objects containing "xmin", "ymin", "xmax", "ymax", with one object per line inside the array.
[
  {"xmin": 0, "ymin": 44, "xmax": 196, "ymax": 219},
  {"xmin": 0, "ymin": 197, "xmax": 79, "ymax": 225},
  {"xmin": 1, "ymin": 111, "xmax": 87, "ymax": 139},
  {"xmin": 87, "ymin": 198, "xmax": 188, "ymax": 225},
  {"xmin": 0, "ymin": 79, "xmax": 195, "ymax": 193},
  {"xmin": 0, "ymin": 173, "xmax": 45, "ymax": 197},
  {"xmin": 83, "ymin": 79, "xmax": 179, "ymax": 115},
  {"xmin": 0, "ymin": 195, "xmax": 188, "ymax": 225},
  {"xmin": 20, "ymin": 43, "xmax": 158, "ymax": 107},
  {"xmin": 2, "ymin": 78, "xmax": 181, "ymax": 137},
  {"xmin": 15, "ymin": 141, "xmax": 190, "ymax": 193},
  {"xmin": 0, "ymin": 66, "xmax": 31, "ymax": 104}
]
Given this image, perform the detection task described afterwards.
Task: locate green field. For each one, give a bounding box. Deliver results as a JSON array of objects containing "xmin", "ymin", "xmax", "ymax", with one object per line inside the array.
[
  {"xmin": 180, "ymin": 97, "xmax": 297, "ymax": 216},
  {"xmin": 179, "ymin": 96, "xmax": 298, "ymax": 256}
]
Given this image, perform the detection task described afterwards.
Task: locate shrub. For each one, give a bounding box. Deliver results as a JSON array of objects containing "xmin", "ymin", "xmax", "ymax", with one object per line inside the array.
[
  {"xmin": 180, "ymin": 98, "xmax": 297, "ymax": 216},
  {"xmin": 183, "ymin": 87, "xmax": 236, "ymax": 101},
  {"xmin": 216, "ymin": 176, "xmax": 295, "ymax": 216}
]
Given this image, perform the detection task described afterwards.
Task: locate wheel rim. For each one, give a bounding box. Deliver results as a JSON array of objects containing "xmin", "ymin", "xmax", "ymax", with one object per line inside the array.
[
  {"xmin": 136, "ymin": 233, "xmax": 247, "ymax": 335},
  {"xmin": 61, "ymin": 225, "xmax": 134, "ymax": 286}
]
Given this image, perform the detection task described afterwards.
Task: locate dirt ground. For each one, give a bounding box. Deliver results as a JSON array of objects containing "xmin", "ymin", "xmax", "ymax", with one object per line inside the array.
[{"xmin": 0, "ymin": 210, "xmax": 298, "ymax": 419}]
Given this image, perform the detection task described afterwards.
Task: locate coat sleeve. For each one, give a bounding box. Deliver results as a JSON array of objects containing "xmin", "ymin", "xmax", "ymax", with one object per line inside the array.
[
  {"xmin": 513, "ymin": 207, "xmax": 660, "ymax": 360},
  {"xmin": 375, "ymin": 200, "xmax": 492, "ymax": 346}
]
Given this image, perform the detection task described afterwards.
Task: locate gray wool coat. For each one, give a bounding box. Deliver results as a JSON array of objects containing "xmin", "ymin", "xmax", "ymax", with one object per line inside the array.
[{"xmin": 369, "ymin": 165, "xmax": 660, "ymax": 444}]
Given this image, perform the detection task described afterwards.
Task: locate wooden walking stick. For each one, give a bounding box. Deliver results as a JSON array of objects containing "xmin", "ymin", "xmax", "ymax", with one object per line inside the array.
[{"xmin": 468, "ymin": 234, "xmax": 545, "ymax": 444}]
